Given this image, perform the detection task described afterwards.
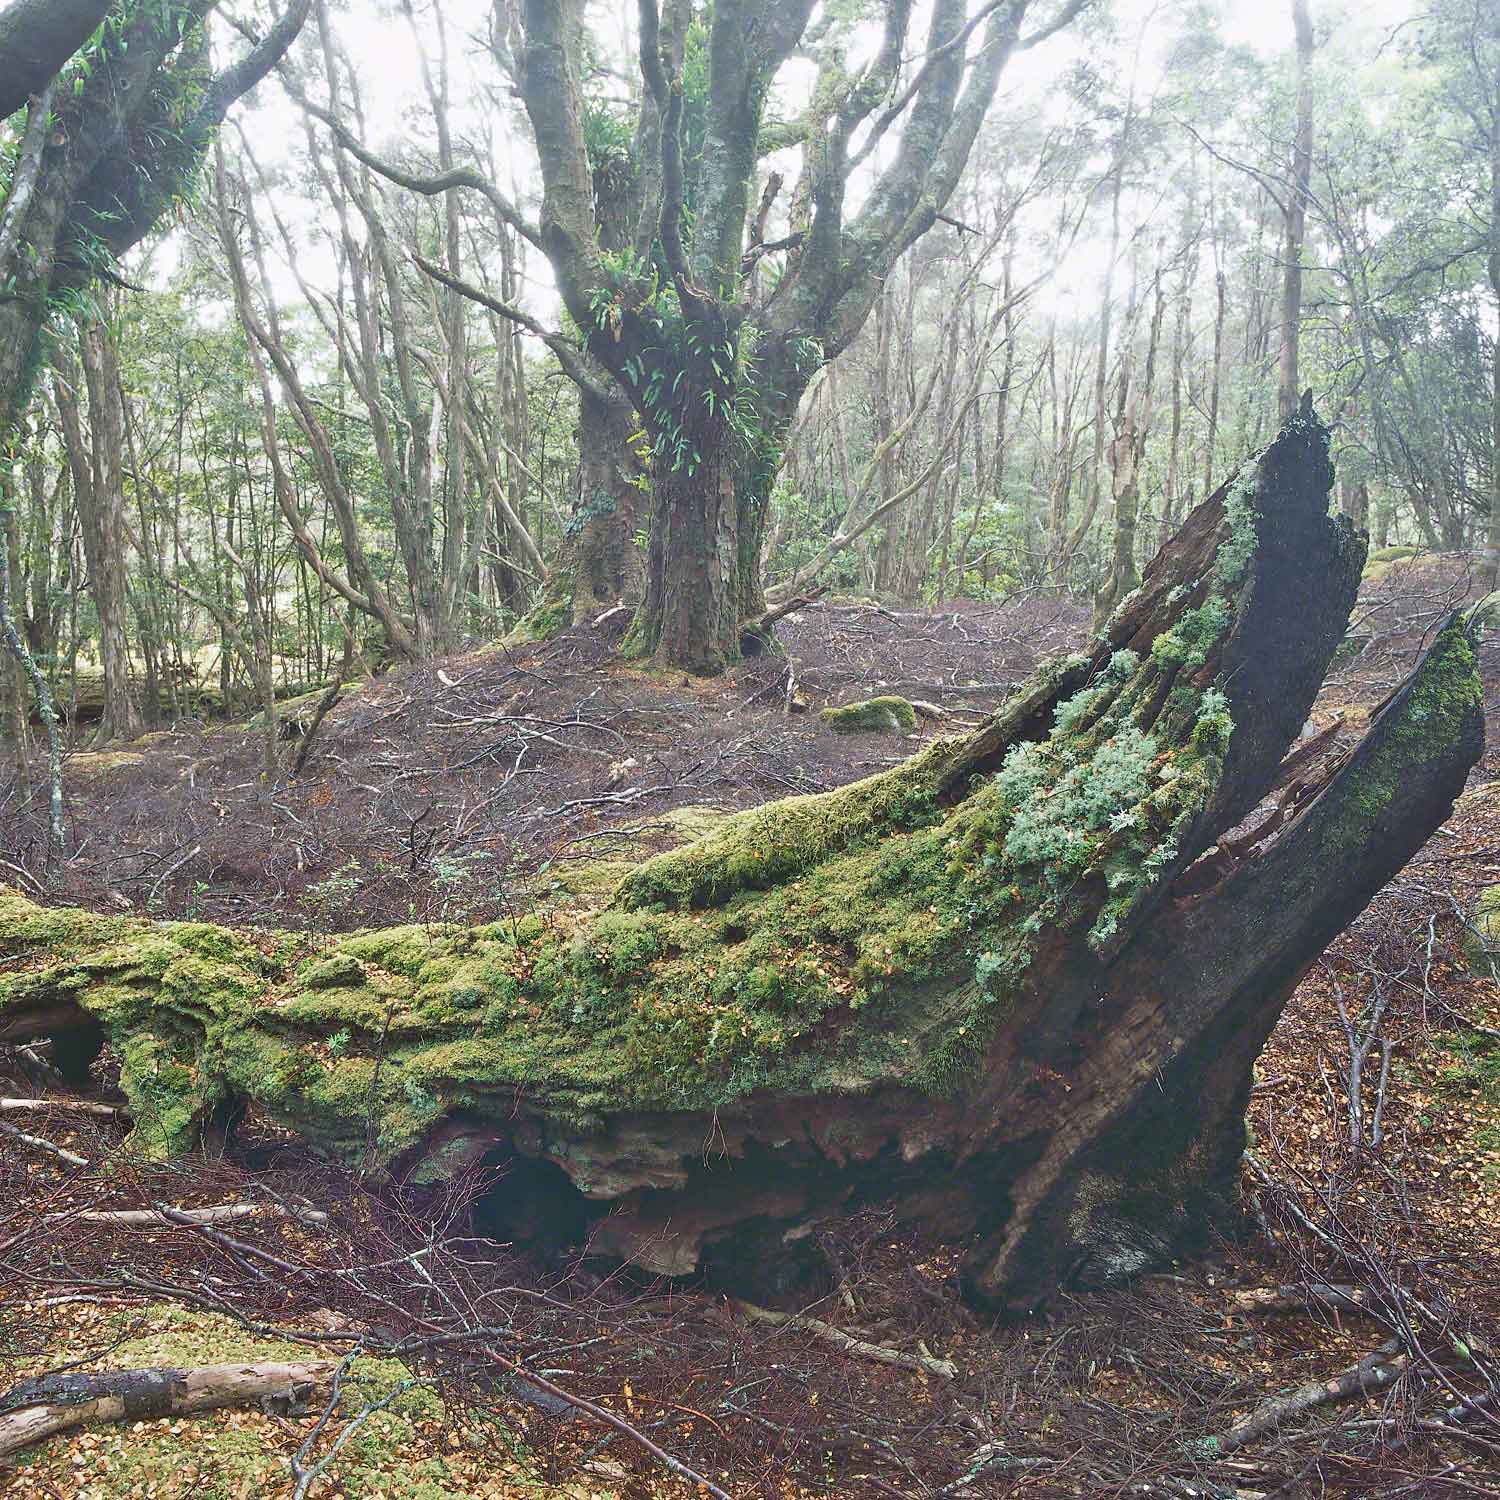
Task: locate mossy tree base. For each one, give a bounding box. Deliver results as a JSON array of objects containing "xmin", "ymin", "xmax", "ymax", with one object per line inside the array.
[{"xmin": 0, "ymin": 417, "xmax": 1485, "ymax": 1312}]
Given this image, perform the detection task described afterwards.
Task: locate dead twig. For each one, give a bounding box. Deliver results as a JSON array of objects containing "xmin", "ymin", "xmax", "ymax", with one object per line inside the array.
[{"xmin": 734, "ymin": 1299, "xmax": 959, "ymax": 1379}]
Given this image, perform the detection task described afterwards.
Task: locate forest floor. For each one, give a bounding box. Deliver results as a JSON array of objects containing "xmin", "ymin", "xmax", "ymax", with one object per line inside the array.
[{"xmin": 2, "ymin": 553, "xmax": 1500, "ymax": 1499}]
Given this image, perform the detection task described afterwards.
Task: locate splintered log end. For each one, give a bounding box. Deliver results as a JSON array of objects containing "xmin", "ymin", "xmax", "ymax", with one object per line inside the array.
[{"xmin": 0, "ymin": 413, "xmax": 1485, "ymax": 1313}]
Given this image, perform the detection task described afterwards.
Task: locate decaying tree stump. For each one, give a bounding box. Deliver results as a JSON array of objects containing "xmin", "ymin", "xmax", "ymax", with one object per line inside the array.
[{"xmin": 0, "ymin": 414, "xmax": 1484, "ymax": 1311}]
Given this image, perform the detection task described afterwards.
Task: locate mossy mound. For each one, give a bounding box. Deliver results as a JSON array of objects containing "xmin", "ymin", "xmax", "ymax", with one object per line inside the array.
[
  {"xmin": 1466, "ymin": 885, "xmax": 1500, "ymax": 981},
  {"xmin": 1362, "ymin": 544, "xmax": 1423, "ymax": 584},
  {"xmin": 505, "ymin": 595, "xmax": 571, "ymax": 646},
  {"xmin": 820, "ymin": 695, "xmax": 918, "ymax": 734},
  {"xmin": 3, "ymin": 1304, "xmax": 561, "ymax": 1500}
]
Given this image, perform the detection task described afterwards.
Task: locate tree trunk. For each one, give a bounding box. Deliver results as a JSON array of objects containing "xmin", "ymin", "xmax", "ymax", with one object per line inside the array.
[
  {"xmin": 55, "ymin": 325, "xmax": 143, "ymax": 746},
  {"xmin": 0, "ymin": 415, "xmax": 1483, "ymax": 1314},
  {"xmin": 1486, "ymin": 62, "xmax": 1500, "ymax": 590},
  {"xmin": 514, "ymin": 388, "xmax": 644, "ymax": 639},
  {"xmin": 625, "ymin": 437, "xmax": 743, "ymax": 674},
  {"xmin": 1278, "ymin": 0, "xmax": 1316, "ymax": 424}
]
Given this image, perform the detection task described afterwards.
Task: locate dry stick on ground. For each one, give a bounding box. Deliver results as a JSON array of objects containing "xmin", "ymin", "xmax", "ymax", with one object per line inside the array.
[
  {"xmin": 44, "ymin": 1202, "xmax": 329, "ymax": 1228},
  {"xmin": 734, "ymin": 1299, "xmax": 960, "ymax": 1380},
  {"xmin": 1229, "ymin": 1283, "xmax": 1380, "ymax": 1318},
  {"xmin": 0, "ymin": 1098, "xmax": 127, "ymax": 1119},
  {"xmin": 0, "ymin": 1360, "xmax": 337, "ymax": 1459},
  {"xmin": 0, "ymin": 1120, "xmax": 88, "ymax": 1168},
  {"xmin": 1211, "ymin": 1339, "xmax": 1408, "ymax": 1454}
]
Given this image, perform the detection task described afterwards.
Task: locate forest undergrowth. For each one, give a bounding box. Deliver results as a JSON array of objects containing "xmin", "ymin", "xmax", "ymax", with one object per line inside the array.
[{"xmin": 2, "ymin": 555, "xmax": 1499, "ymax": 1499}]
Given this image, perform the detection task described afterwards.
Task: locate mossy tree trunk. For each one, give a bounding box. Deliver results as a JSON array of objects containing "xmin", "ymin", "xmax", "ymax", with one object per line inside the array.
[{"xmin": 0, "ymin": 415, "xmax": 1485, "ymax": 1312}]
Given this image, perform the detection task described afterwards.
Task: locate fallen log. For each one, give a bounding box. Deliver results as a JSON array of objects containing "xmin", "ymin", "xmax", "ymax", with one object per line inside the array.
[
  {"xmin": 0, "ymin": 412, "xmax": 1485, "ymax": 1312},
  {"xmin": 0, "ymin": 1360, "xmax": 335, "ymax": 1458}
]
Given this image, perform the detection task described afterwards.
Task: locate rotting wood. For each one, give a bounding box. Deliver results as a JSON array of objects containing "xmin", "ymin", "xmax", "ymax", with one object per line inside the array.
[
  {"xmin": 0, "ymin": 413, "xmax": 1485, "ymax": 1313},
  {"xmin": 0, "ymin": 1360, "xmax": 336, "ymax": 1459}
]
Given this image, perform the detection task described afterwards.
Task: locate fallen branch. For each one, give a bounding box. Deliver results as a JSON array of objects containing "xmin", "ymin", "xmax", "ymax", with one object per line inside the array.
[
  {"xmin": 44, "ymin": 1201, "xmax": 329, "ymax": 1229},
  {"xmin": 1210, "ymin": 1338, "xmax": 1407, "ymax": 1454},
  {"xmin": 734, "ymin": 1300, "xmax": 959, "ymax": 1380},
  {"xmin": 290, "ymin": 623, "xmax": 356, "ymax": 778},
  {"xmin": 909, "ymin": 699, "xmax": 950, "ymax": 721},
  {"xmin": 1, "ymin": 1098, "xmax": 127, "ymax": 1120},
  {"xmin": 0, "ymin": 1120, "xmax": 88, "ymax": 1168},
  {"xmin": 0, "ymin": 1360, "xmax": 336, "ymax": 1459},
  {"xmin": 1229, "ymin": 1283, "xmax": 1379, "ymax": 1317}
]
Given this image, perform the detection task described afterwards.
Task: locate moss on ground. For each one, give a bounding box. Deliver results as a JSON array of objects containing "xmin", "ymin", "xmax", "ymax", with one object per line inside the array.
[
  {"xmin": 505, "ymin": 594, "xmax": 571, "ymax": 646},
  {"xmin": 2, "ymin": 1304, "xmax": 557, "ymax": 1500},
  {"xmin": 1362, "ymin": 544, "xmax": 1422, "ymax": 583},
  {"xmin": 1465, "ymin": 884, "xmax": 1500, "ymax": 981},
  {"xmin": 820, "ymin": 695, "xmax": 918, "ymax": 734}
]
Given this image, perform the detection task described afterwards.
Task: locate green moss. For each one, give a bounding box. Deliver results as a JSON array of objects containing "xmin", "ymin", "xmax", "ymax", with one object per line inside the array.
[
  {"xmin": 506, "ymin": 594, "xmax": 571, "ymax": 645},
  {"xmin": 615, "ymin": 736, "xmax": 960, "ymax": 911},
  {"xmin": 1465, "ymin": 884, "xmax": 1500, "ymax": 981},
  {"xmin": 1362, "ymin": 544, "xmax": 1422, "ymax": 583},
  {"xmin": 820, "ymin": 695, "xmax": 918, "ymax": 734},
  {"xmin": 1324, "ymin": 619, "xmax": 1483, "ymax": 850},
  {"xmin": 9, "ymin": 1304, "xmax": 500, "ymax": 1500}
]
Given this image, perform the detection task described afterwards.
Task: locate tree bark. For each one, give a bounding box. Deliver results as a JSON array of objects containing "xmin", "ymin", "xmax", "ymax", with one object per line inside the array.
[
  {"xmin": 0, "ymin": 415, "xmax": 1484, "ymax": 1313},
  {"xmin": 0, "ymin": 0, "xmax": 112, "ymax": 120},
  {"xmin": 55, "ymin": 322, "xmax": 143, "ymax": 746},
  {"xmin": 1278, "ymin": 0, "xmax": 1316, "ymax": 424},
  {"xmin": 0, "ymin": 1362, "xmax": 335, "ymax": 1460}
]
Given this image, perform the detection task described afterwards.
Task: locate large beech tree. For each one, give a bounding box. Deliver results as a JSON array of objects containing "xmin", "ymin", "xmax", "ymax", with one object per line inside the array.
[
  {"xmin": 506, "ymin": 0, "xmax": 1091, "ymax": 672},
  {"xmin": 0, "ymin": 412, "xmax": 1485, "ymax": 1309}
]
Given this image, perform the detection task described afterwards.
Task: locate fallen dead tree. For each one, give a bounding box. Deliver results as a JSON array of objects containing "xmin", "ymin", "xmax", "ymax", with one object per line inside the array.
[{"xmin": 0, "ymin": 412, "xmax": 1485, "ymax": 1312}]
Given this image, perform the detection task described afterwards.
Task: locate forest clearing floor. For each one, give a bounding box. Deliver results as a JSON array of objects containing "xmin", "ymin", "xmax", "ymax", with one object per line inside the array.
[{"xmin": 3, "ymin": 554, "xmax": 1500, "ymax": 1498}]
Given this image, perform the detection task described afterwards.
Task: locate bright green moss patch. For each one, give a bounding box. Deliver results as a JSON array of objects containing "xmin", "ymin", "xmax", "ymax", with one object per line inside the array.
[
  {"xmin": 506, "ymin": 594, "xmax": 571, "ymax": 645},
  {"xmin": 1362, "ymin": 544, "xmax": 1422, "ymax": 583},
  {"xmin": 614, "ymin": 736, "xmax": 961, "ymax": 911},
  {"xmin": 820, "ymin": 695, "xmax": 918, "ymax": 734}
]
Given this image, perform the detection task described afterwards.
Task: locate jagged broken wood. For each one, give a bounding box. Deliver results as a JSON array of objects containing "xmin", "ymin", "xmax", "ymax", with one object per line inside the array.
[{"xmin": 0, "ymin": 414, "xmax": 1485, "ymax": 1312}]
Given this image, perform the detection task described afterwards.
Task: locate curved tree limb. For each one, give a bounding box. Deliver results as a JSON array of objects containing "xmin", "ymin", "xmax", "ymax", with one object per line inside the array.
[{"xmin": 0, "ymin": 0, "xmax": 111, "ymax": 121}]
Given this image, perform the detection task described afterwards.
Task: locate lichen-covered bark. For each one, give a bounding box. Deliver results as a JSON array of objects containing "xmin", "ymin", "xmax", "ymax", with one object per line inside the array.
[{"xmin": 0, "ymin": 415, "xmax": 1485, "ymax": 1310}]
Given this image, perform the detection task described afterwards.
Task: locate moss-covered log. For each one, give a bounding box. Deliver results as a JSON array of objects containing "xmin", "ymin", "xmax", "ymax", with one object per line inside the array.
[{"xmin": 0, "ymin": 414, "xmax": 1485, "ymax": 1312}]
